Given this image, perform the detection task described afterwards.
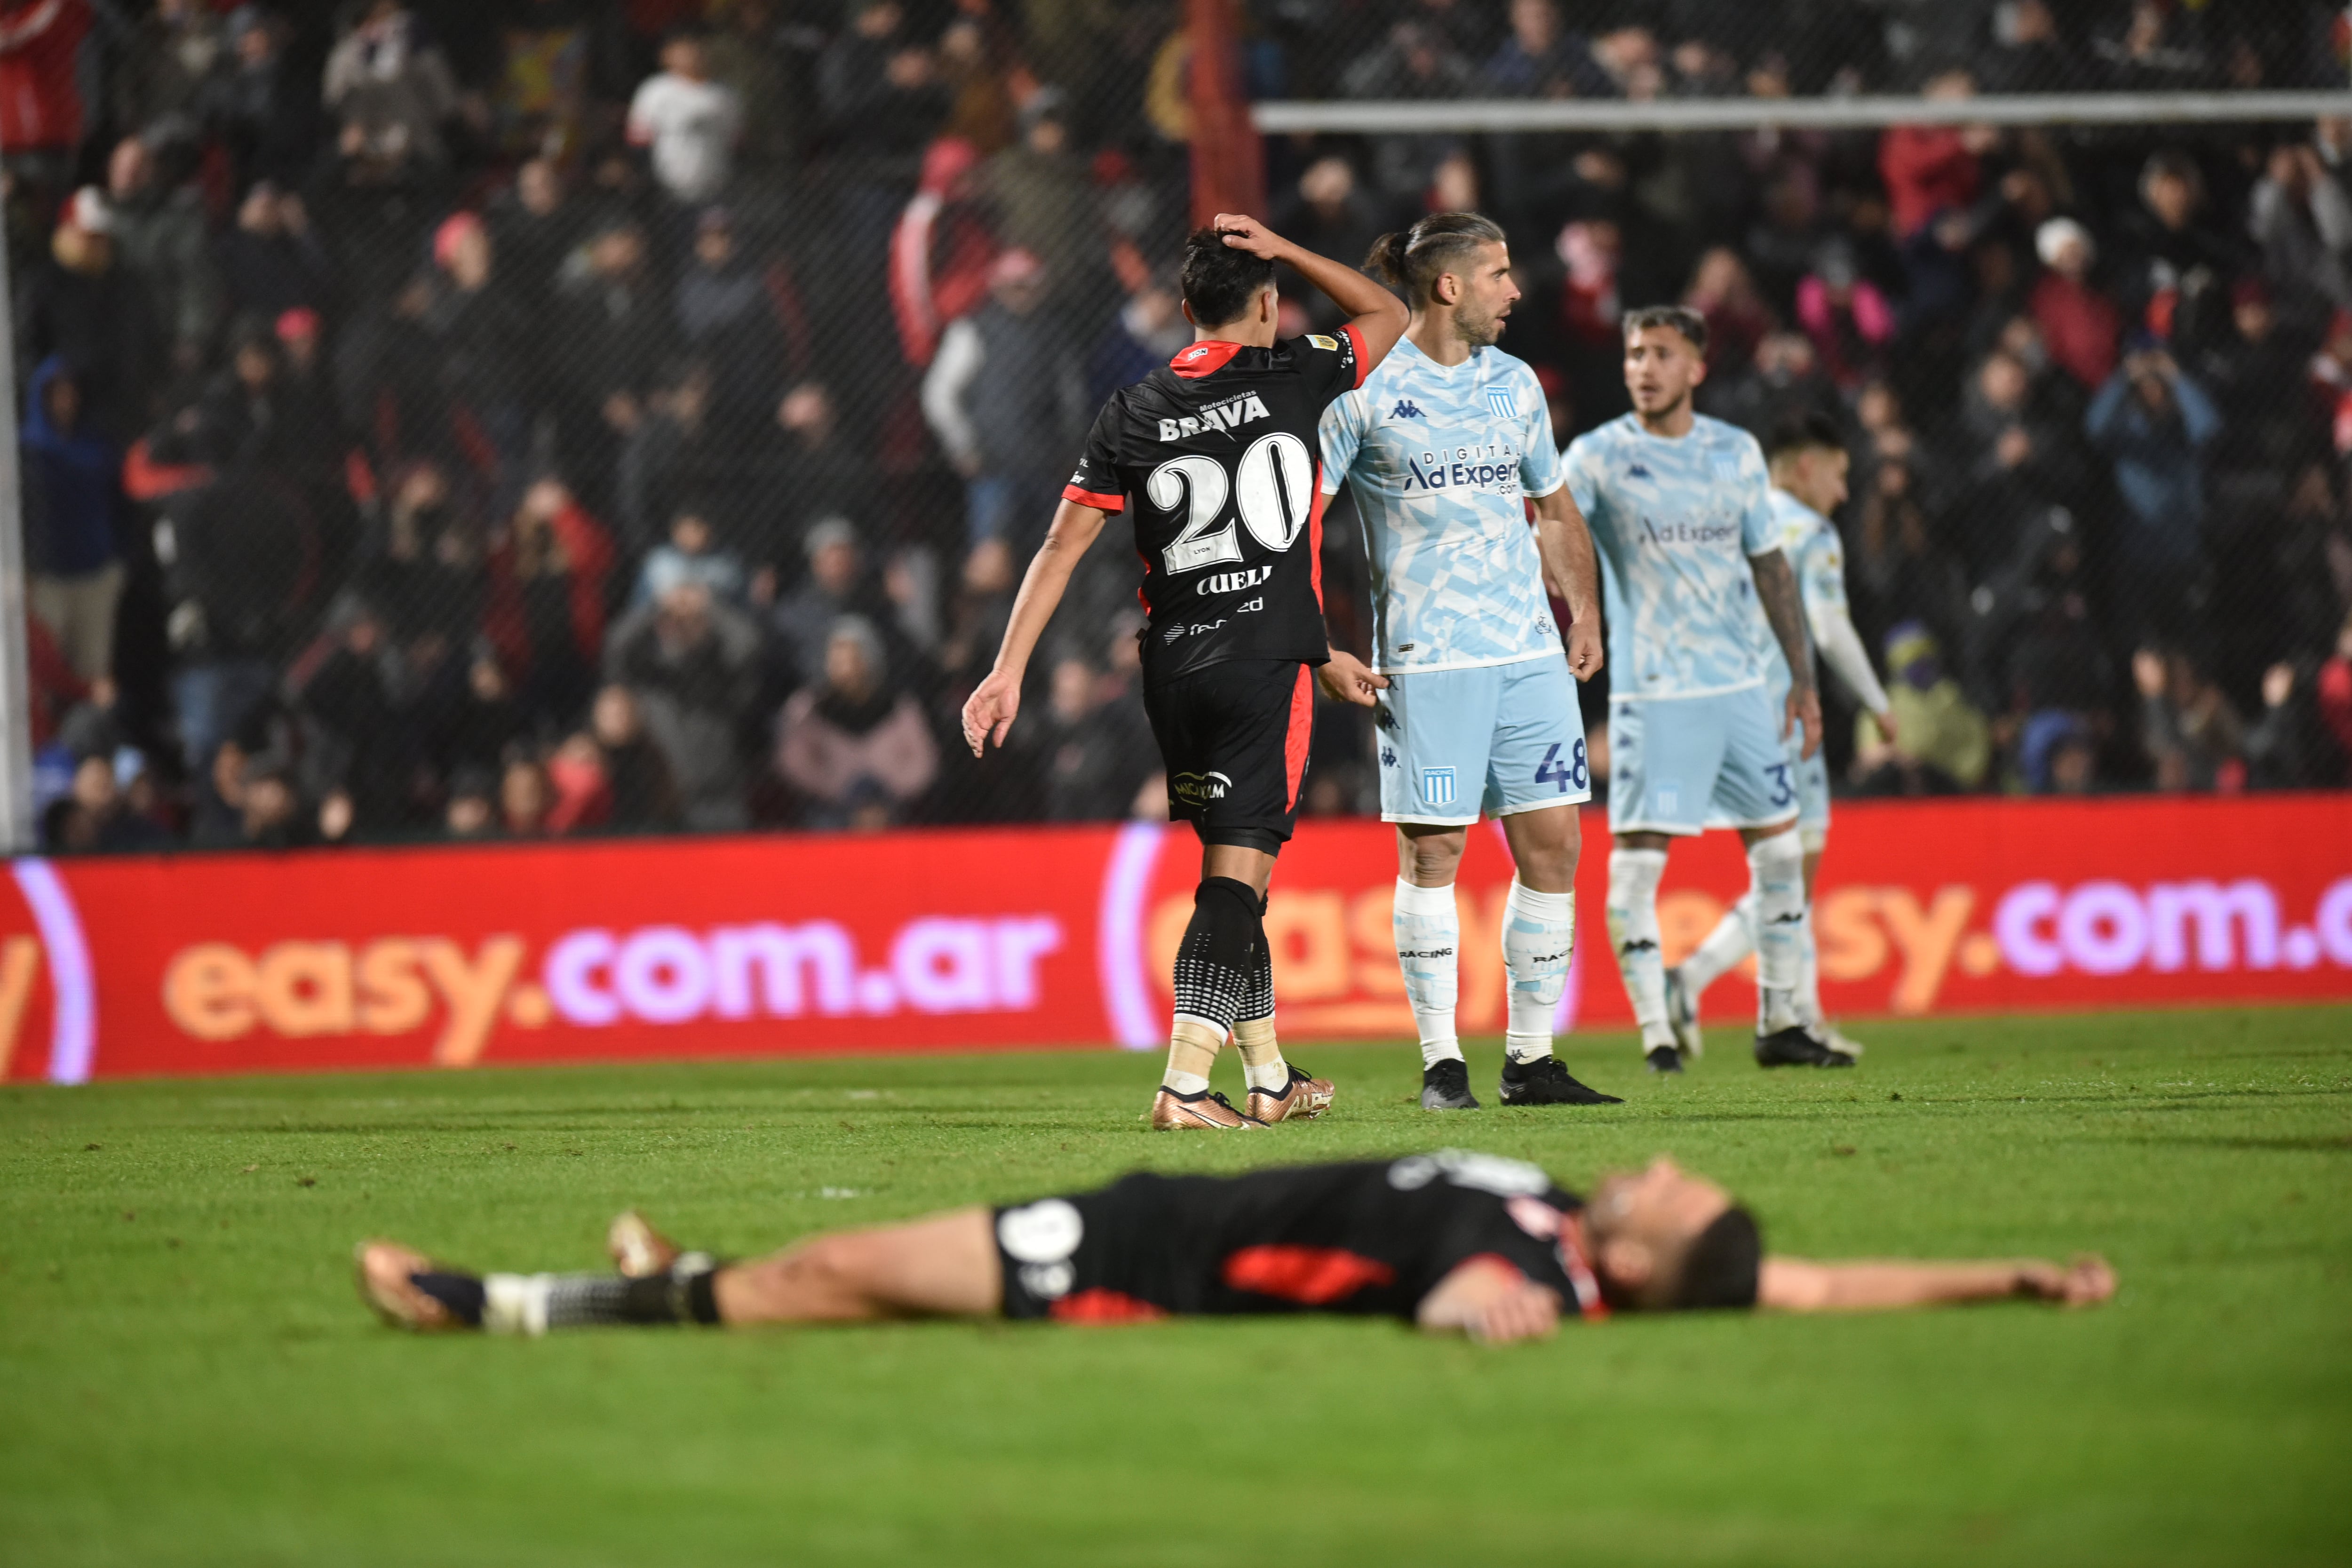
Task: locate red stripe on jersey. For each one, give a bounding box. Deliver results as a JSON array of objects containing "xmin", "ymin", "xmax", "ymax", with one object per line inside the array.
[
  {"xmin": 1341, "ymin": 322, "xmax": 1369, "ymax": 388},
  {"xmin": 1308, "ymin": 462, "xmax": 1327, "ymax": 610},
  {"xmin": 1222, "ymin": 1243, "xmax": 1396, "ymax": 1305},
  {"xmin": 1049, "ymin": 1289, "xmax": 1167, "ymax": 1323},
  {"xmin": 1061, "ymin": 484, "xmax": 1125, "ymax": 512},
  {"xmin": 1283, "ymin": 665, "xmax": 1313, "ymax": 812},
  {"xmin": 1170, "ymin": 340, "xmax": 1245, "ymax": 378}
]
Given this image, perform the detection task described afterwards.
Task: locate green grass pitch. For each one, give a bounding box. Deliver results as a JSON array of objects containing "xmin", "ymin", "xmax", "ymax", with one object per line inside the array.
[{"xmin": 3, "ymin": 1005, "xmax": 2348, "ymax": 1567}]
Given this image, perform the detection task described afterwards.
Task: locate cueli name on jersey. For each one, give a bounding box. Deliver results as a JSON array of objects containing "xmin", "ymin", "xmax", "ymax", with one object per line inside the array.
[{"xmin": 1158, "ymin": 393, "xmax": 1271, "ymax": 443}]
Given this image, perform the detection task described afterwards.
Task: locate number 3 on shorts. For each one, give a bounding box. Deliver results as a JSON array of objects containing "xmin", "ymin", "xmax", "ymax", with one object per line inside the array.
[
  {"xmin": 1765, "ymin": 762, "xmax": 1794, "ymax": 807},
  {"xmin": 1535, "ymin": 740, "xmax": 1589, "ymax": 794}
]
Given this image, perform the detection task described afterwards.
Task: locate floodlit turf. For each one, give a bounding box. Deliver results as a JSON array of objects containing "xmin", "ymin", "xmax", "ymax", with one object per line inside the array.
[{"xmin": 2, "ymin": 1007, "xmax": 2348, "ymax": 1567}]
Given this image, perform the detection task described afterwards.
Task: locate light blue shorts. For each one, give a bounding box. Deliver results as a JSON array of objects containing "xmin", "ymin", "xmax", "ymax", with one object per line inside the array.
[
  {"xmin": 1608, "ymin": 685, "xmax": 1800, "ymax": 836},
  {"xmin": 1709, "ymin": 686, "xmax": 1830, "ymax": 847},
  {"xmin": 1375, "ymin": 652, "xmax": 1592, "ymax": 825}
]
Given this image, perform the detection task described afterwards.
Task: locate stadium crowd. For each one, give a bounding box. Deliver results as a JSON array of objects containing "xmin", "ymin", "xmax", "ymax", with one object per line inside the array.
[{"xmin": 11, "ymin": 0, "xmax": 2352, "ymax": 852}]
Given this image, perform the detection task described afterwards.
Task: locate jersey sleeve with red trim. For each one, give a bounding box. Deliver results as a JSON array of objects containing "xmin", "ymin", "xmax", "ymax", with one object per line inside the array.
[
  {"xmin": 1062, "ymin": 398, "xmax": 1126, "ymax": 512},
  {"xmin": 1284, "ymin": 329, "xmax": 1364, "ymax": 410}
]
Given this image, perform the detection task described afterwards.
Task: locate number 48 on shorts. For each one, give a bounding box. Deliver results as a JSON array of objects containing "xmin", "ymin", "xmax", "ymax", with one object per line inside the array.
[{"xmin": 1535, "ymin": 740, "xmax": 1589, "ymax": 795}]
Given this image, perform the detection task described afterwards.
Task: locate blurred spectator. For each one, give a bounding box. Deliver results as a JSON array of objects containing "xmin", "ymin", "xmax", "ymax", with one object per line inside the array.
[
  {"xmin": 2248, "ymin": 138, "xmax": 2352, "ymax": 326},
  {"xmin": 979, "ymin": 88, "xmax": 1098, "ymax": 305},
  {"xmin": 597, "ymin": 682, "xmax": 686, "ymax": 828},
  {"xmin": 757, "ymin": 382, "xmax": 871, "ymax": 581},
  {"xmin": 293, "ymin": 601, "xmax": 405, "ymax": 832},
  {"xmin": 889, "ymin": 136, "xmax": 996, "ymax": 368},
  {"xmin": 1268, "ymin": 156, "xmax": 1385, "ymax": 326},
  {"xmin": 1877, "ymin": 70, "xmax": 1994, "ymax": 240},
  {"xmin": 104, "ymin": 136, "xmax": 220, "ymax": 375},
  {"xmin": 444, "ymin": 764, "xmax": 496, "ymax": 838},
  {"xmin": 1975, "ymin": 0, "xmax": 2089, "ymax": 94},
  {"xmin": 1088, "ymin": 272, "xmax": 1188, "ymax": 405},
  {"xmin": 201, "ymin": 754, "xmax": 313, "ymax": 850},
  {"xmin": 2117, "ymin": 151, "xmax": 2240, "ymax": 353},
  {"xmin": 632, "ymin": 507, "xmax": 746, "ymax": 610},
  {"xmin": 1342, "ymin": 22, "xmax": 1476, "ymax": 205},
  {"xmin": 1947, "ymin": 348, "xmax": 2087, "ymax": 579},
  {"xmin": 485, "ymin": 478, "xmax": 615, "ymax": 729},
  {"xmin": 0, "ymin": 0, "xmax": 90, "ymax": 183},
  {"xmin": 2085, "ymin": 345, "xmax": 2222, "ymax": 644},
  {"xmin": 323, "ymin": 2, "xmax": 461, "ymax": 168},
  {"xmin": 1853, "ymin": 623, "xmax": 1991, "ymax": 794},
  {"xmin": 2244, "ymin": 661, "xmax": 2341, "ymax": 789},
  {"xmin": 2023, "ymin": 712, "xmax": 2102, "ymax": 795},
  {"xmin": 605, "ymin": 580, "xmax": 762, "ymax": 831},
  {"xmin": 2032, "ymin": 218, "xmax": 2122, "ymax": 389},
  {"xmin": 615, "ymin": 359, "xmax": 725, "ymax": 558},
  {"xmin": 2201, "ymin": 278, "xmax": 2311, "ymax": 493},
  {"xmin": 922, "ymin": 248, "xmax": 1085, "ymax": 551},
  {"xmin": 217, "ymin": 183, "xmax": 331, "ymax": 324},
  {"xmin": 17, "ymin": 191, "xmax": 160, "ymax": 439},
  {"xmin": 771, "ymin": 516, "xmax": 892, "ymax": 687},
  {"xmin": 500, "ymin": 754, "xmax": 554, "ymax": 836},
  {"xmin": 2135, "ymin": 648, "xmax": 2244, "ymax": 791},
  {"xmin": 436, "ymin": 653, "xmax": 524, "ymax": 780},
  {"xmin": 627, "ymin": 29, "xmax": 742, "ymax": 207},
  {"xmin": 1793, "ymin": 240, "xmax": 1892, "ymax": 391},
  {"xmin": 55, "ymin": 751, "xmax": 168, "ymax": 852},
  {"xmin": 553, "ymin": 218, "xmax": 667, "ymax": 495},
  {"xmin": 1699, "ymin": 330, "xmax": 1834, "ymax": 436},
  {"xmin": 1034, "ymin": 655, "xmax": 1155, "ymax": 820},
  {"xmin": 776, "ymin": 615, "xmax": 937, "ymax": 828},
  {"xmin": 111, "ymin": 0, "xmax": 215, "ymax": 148},
  {"xmin": 203, "ymin": 7, "xmax": 319, "ymax": 191},
  {"xmin": 1682, "ymin": 248, "xmax": 1775, "ymax": 378},
  {"xmin": 819, "ymin": 0, "xmax": 948, "ymax": 196},
  {"xmin": 21, "ymin": 358, "xmax": 124, "ymax": 683},
  {"xmin": 1482, "ymin": 0, "xmax": 1610, "ymax": 99},
  {"xmin": 675, "ymin": 207, "xmax": 787, "ymax": 434},
  {"xmin": 485, "ymin": 156, "xmax": 580, "ymax": 297}
]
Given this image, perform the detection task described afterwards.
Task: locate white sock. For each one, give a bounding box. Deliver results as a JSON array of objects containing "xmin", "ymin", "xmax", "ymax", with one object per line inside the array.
[
  {"xmin": 1797, "ymin": 907, "xmax": 1824, "ymax": 1027},
  {"xmin": 1682, "ymin": 892, "xmax": 1756, "ymax": 995},
  {"xmin": 1393, "ymin": 877, "xmax": 1461, "ymax": 1067},
  {"xmin": 1748, "ymin": 831, "xmax": 1805, "ymax": 1033},
  {"xmin": 1162, "ymin": 1071, "xmax": 1209, "ymax": 1095},
  {"xmin": 1501, "ymin": 877, "xmax": 1574, "ymax": 1063},
  {"xmin": 1606, "ymin": 848, "xmax": 1673, "ymax": 1051}
]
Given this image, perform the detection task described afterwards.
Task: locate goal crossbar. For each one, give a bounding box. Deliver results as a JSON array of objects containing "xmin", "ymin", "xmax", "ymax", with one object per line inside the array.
[{"xmin": 1251, "ymin": 90, "xmax": 2352, "ymax": 136}]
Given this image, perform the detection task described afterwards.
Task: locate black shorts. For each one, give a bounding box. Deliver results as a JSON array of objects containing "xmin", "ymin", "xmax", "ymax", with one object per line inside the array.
[{"xmin": 1141, "ymin": 658, "xmax": 1315, "ymax": 855}]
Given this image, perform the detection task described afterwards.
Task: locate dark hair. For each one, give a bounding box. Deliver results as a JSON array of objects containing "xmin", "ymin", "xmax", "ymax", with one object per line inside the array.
[
  {"xmin": 1365, "ymin": 211, "xmax": 1508, "ymax": 304},
  {"xmin": 1180, "ymin": 226, "xmax": 1276, "ymax": 329},
  {"xmin": 1622, "ymin": 304, "xmax": 1708, "ymax": 353},
  {"xmin": 1765, "ymin": 409, "xmax": 1845, "ymax": 463},
  {"xmin": 1672, "ymin": 1206, "xmax": 1762, "ymax": 1309}
]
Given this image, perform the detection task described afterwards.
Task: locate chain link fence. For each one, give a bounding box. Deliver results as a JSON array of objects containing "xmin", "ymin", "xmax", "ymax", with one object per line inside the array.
[{"xmin": 11, "ymin": 0, "xmax": 2352, "ymax": 854}]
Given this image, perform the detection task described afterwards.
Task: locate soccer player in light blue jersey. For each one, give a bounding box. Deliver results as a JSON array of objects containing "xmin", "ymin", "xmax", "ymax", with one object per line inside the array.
[
  {"xmin": 1670, "ymin": 413, "xmax": 1897, "ymax": 1060},
  {"xmin": 1319, "ymin": 212, "xmax": 1617, "ymax": 1111},
  {"xmin": 1563, "ymin": 306, "xmax": 1847, "ymax": 1073}
]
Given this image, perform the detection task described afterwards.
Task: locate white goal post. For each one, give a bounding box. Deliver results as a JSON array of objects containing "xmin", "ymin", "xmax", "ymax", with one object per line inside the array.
[{"xmin": 1252, "ymin": 89, "xmax": 2352, "ymax": 136}]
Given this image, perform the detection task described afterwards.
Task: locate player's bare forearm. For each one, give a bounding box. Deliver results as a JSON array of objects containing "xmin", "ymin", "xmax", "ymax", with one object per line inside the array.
[
  {"xmin": 1758, "ymin": 1255, "xmax": 2117, "ymax": 1313},
  {"xmin": 1532, "ymin": 488, "xmax": 1603, "ymax": 679},
  {"xmin": 1749, "ymin": 549, "xmax": 1812, "ymax": 697},
  {"xmin": 963, "ymin": 500, "xmax": 1107, "ymax": 753},
  {"xmin": 1214, "ymin": 212, "xmax": 1408, "ymax": 365}
]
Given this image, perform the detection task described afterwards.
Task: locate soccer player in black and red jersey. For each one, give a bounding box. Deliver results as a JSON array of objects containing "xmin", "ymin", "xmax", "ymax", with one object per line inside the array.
[
  {"xmin": 357, "ymin": 1152, "xmax": 2117, "ymax": 1341},
  {"xmin": 961, "ymin": 216, "xmax": 1409, "ymax": 1131}
]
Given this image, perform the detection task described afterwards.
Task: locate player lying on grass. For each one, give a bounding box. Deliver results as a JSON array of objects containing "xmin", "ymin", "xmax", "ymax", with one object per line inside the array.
[{"xmin": 357, "ymin": 1150, "xmax": 2115, "ymax": 1343}]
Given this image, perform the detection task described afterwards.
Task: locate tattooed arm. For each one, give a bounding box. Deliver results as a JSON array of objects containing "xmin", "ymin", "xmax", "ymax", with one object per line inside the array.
[{"xmin": 1749, "ymin": 548, "xmax": 1822, "ymax": 761}]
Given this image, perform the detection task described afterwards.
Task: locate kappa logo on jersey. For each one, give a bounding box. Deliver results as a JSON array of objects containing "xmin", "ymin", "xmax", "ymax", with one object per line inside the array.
[
  {"xmin": 1627, "ymin": 463, "xmax": 1653, "ymax": 478},
  {"xmin": 1421, "ymin": 767, "xmax": 1458, "ymax": 807},
  {"xmin": 1483, "ymin": 386, "xmax": 1518, "ymax": 419},
  {"xmin": 1170, "ymin": 770, "xmax": 1234, "ymax": 804},
  {"xmin": 1158, "ymin": 393, "xmax": 1271, "ymax": 443},
  {"xmin": 1199, "ymin": 565, "xmax": 1272, "ymax": 596},
  {"xmin": 1391, "ymin": 399, "xmax": 1425, "ymax": 419}
]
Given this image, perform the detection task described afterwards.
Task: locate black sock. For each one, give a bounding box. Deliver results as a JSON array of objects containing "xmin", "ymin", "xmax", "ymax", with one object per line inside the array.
[
  {"xmin": 1237, "ymin": 907, "xmax": 1274, "ymax": 1027},
  {"xmin": 1173, "ymin": 877, "xmax": 1262, "ymax": 1033},
  {"xmin": 412, "ymin": 1271, "xmax": 486, "ymax": 1326}
]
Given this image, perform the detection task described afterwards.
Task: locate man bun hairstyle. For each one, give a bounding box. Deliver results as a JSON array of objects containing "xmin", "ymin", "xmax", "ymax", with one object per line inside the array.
[
  {"xmin": 1622, "ymin": 303, "xmax": 1709, "ymax": 355},
  {"xmin": 1180, "ymin": 226, "xmax": 1276, "ymax": 330},
  {"xmin": 1765, "ymin": 408, "xmax": 1846, "ymax": 463},
  {"xmin": 1365, "ymin": 211, "xmax": 1508, "ymax": 304},
  {"xmin": 1672, "ymin": 1206, "xmax": 1762, "ymax": 1310}
]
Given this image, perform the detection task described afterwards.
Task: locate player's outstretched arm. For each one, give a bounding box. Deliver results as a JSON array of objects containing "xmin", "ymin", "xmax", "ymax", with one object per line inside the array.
[
  {"xmin": 1213, "ymin": 212, "xmax": 1409, "ymax": 370},
  {"xmin": 1530, "ymin": 488, "xmax": 1604, "ymax": 682},
  {"xmin": 961, "ymin": 499, "xmax": 1110, "ymax": 756},
  {"xmin": 1807, "ymin": 597, "xmax": 1896, "ymax": 743},
  {"xmin": 1415, "ymin": 1256, "xmax": 1563, "ymax": 1345},
  {"xmin": 1748, "ymin": 548, "xmax": 1822, "ymax": 760},
  {"xmin": 1756, "ymin": 1255, "xmax": 2116, "ymax": 1313}
]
